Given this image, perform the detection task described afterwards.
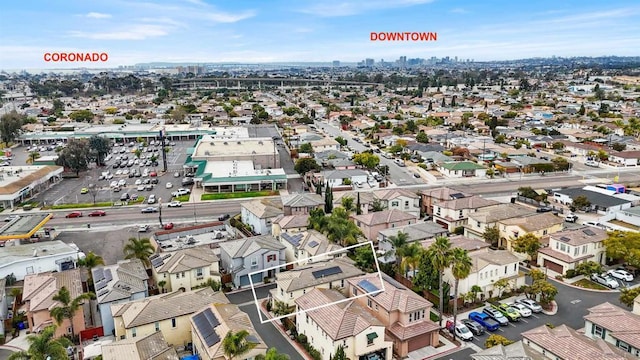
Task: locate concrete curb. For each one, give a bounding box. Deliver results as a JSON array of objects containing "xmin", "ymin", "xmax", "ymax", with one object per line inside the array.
[
  {"xmin": 542, "ymin": 300, "xmax": 558, "ymax": 316},
  {"xmin": 0, "ymin": 344, "xmax": 25, "ymax": 352},
  {"xmin": 547, "ymin": 276, "xmax": 620, "ymax": 293}
]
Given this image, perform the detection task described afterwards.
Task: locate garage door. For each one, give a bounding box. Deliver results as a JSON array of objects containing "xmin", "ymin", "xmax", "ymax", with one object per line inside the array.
[
  {"xmin": 408, "ymin": 333, "xmax": 431, "ymax": 352},
  {"xmin": 543, "ymin": 259, "xmax": 563, "ymax": 274}
]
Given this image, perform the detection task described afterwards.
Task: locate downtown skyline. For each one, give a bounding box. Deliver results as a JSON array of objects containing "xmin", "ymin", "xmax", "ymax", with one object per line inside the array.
[{"xmin": 1, "ymin": 0, "xmax": 640, "ymax": 70}]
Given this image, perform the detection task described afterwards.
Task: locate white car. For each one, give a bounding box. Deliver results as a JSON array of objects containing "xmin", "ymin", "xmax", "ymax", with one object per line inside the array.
[
  {"xmin": 147, "ymin": 194, "xmax": 156, "ymax": 204},
  {"xmin": 450, "ymin": 323, "xmax": 473, "ymax": 341},
  {"xmin": 166, "ymin": 182, "xmax": 173, "ymax": 189},
  {"xmin": 607, "ymin": 269, "xmax": 634, "ymax": 282},
  {"xmin": 115, "ymin": 169, "xmax": 123, "ymax": 175},
  {"xmin": 110, "ymin": 181, "xmax": 119, "ymax": 188},
  {"xmin": 167, "ymin": 201, "xmax": 182, "ymax": 208},
  {"xmin": 172, "ymin": 188, "xmax": 191, "ymax": 197},
  {"xmin": 135, "ymin": 179, "xmax": 143, "ymax": 185},
  {"xmin": 516, "ymin": 298, "xmax": 543, "ymax": 313},
  {"xmin": 509, "ymin": 302, "xmax": 532, "ymax": 317},
  {"xmin": 137, "ymin": 185, "xmax": 145, "ymax": 191},
  {"xmin": 582, "ymin": 221, "xmax": 607, "ymax": 230},
  {"xmin": 118, "ymin": 179, "xmax": 127, "ymax": 187},
  {"xmin": 591, "ymin": 273, "xmax": 620, "ymax": 289}
]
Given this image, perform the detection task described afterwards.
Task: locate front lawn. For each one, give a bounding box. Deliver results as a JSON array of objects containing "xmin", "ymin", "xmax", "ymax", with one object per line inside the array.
[
  {"xmin": 201, "ymin": 190, "xmax": 279, "ymax": 201},
  {"xmin": 572, "ymin": 279, "xmax": 609, "ymax": 290}
]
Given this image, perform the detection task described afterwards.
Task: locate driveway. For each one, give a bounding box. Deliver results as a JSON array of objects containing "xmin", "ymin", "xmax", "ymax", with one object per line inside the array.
[{"xmin": 239, "ymin": 304, "xmax": 304, "ymax": 360}]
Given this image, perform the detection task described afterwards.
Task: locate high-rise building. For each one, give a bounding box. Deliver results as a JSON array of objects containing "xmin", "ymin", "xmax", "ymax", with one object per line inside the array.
[
  {"xmin": 332, "ymin": 60, "xmax": 340, "ymax": 67},
  {"xmin": 365, "ymin": 58, "xmax": 375, "ymax": 67}
]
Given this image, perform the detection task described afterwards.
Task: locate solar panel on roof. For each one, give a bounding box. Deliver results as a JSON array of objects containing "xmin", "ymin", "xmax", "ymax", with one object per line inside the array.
[
  {"xmin": 282, "ymin": 233, "xmax": 303, "ymax": 246},
  {"xmin": 450, "ymin": 193, "xmax": 466, "ymax": 199},
  {"xmin": 312, "ymin": 266, "xmax": 343, "ymax": 279},
  {"xmin": 151, "ymin": 257, "xmax": 164, "ymax": 268},
  {"xmin": 202, "ymin": 308, "xmax": 220, "ymax": 328},
  {"xmin": 95, "ymin": 280, "xmax": 107, "ymax": 291},
  {"xmin": 193, "ymin": 309, "xmax": 222, "ymax": 347},
  {"xmin": 308, "ymin": 240, "xmax": 319, "ymax": 248},
  {"xmin": 358, "ymin": 279, "xmax": 380, "ymax": 295},
  {"xmin": 559, "ymin": 236, "xmax": 571, "ymax": 242},
  {"xmin": 98, "ymin": 289, "xmax": 109, "ymax": 297},
  {"xmin": 583, "ymin": 229, "xmax": 596, "ymax": 236},
  {"xmin": 93, "ymin": 269, "xmax": 105, "ymax": 282},
  {"xmin": 104, "ymin": 269, "xmax": 113, "ymax": 282},
  {"xmin": 204, "ymin": 332, "xmax": 220, "ymax": 347},
  {"xmin": 382, "ymin": 275, "xmax": 405, "ymax": 290}
]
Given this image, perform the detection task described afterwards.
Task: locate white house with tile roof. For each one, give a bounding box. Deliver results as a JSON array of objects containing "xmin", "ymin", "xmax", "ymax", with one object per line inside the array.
[
  {"xmin": 583, "ymin": 302, "xmax": 640, "ymax": 357},
  {"xmin": 497, "ymin": 212, "xmax": 564, "ymax": 251},
  {"xmin": 432, "ymin": 195, "xmax": 499, "ymax": 231},
  {"xmin": 277, "ymin": 230, "xmax": 345, "ymax": 265},
  {"xmin": 295, "ymin": 288, "xmax": 393, "ymax": 360},
  {"xmin": 281, "ymin": 193, "xmax": 323, "ymax": 216},
  {"xmin": 92, "ymin": 259, "xmax": 149, "ymax": 336},
  {"xmin": 372, "ymin": 189, "xmax": 422, "ymax": 217},
  {"xmin": 218, "ymin": 235, "xmax": 286, "ymax": 288},
  {"xmin": 240, "ymin": 198, "xmax": 283, "ymax": 235},
  {"xmin": 270, "ymin": 257, "xmax": 364, "ymax": 306},
  {"xmin": 537, "ymin": 226, "xmax": 608, "ymax": 276},
  {"xmin": 111, "ymin": 287, "xmax": 228, "ymax": 347},
  {"xmin": 271, "ymin": 214, "xmax": 309, "ymax": 238},
  {"xmin": 149, "ymin": 246, "xmax": 220, "ymax": 293},
  {"xmin": 351, "ymin": 209, "xmax": 418, "ymax": 243}
]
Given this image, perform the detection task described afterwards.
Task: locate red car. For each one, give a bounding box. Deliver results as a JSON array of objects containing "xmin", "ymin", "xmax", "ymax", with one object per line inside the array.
[
  {"xmin": 65, "ymin": 211, "xmax": 83, "ymax": 218},
  {"xmin": 163, "ymin": 222, "xmax": 174, "ymax": 230},
  {"xmin": 88, "ymin": 210, "xmax": 106, "ymax": 217},
  {"xmin": 149, "ymin": 171, "xmax": 157, "ymax": 177}
]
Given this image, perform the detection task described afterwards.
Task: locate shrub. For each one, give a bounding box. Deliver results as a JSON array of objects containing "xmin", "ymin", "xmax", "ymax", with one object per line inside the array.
[
  {"xmin": 555, "ymin": 275, "xmax": 564, "ymax": 281},
  {"xmin": 297, "ymin": 333, "xmax": 308, "ymax": 345},
  {"xmin": 266, "ymin": 300, "xmax": 272, "ymax": 312},
  {"xmin": 309, "ymin": 348, "xmax": 322, "ymax": 360},
  {"xmin": 545, "ymin": 323, "xmax": 555, "ymax": 329},
  {"xmin": 564, "ymin": 269, "xmax": 576, "ymax": 278}
]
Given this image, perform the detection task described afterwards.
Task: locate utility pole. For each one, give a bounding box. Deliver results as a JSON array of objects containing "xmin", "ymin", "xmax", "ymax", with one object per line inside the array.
[{"xmin": 159, "ymin": 129, "xmax": 168, "ymax": 172}]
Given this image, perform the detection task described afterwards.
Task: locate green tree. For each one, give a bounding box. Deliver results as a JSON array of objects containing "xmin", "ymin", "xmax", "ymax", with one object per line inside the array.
[
  {"xmin": 27, "ymin": 151, "xmax": 41, "ymax": 164},
  {"xmin": 574, "ymin": 261, "xmax": 603, "ymax": 277},
  {"xmin": 620, "ymin": 287, "xmax": 640, "ymax": 307},
  {"xmin": 123, "ymin": 237, "xmax": 155, "ymax": 268},
  {"xmin": 400, "ymin": 243, "xmax": 422, "ymax": 278},
  {"xmin": 50, "ymin": 286, "xmax": 96, "ymax": 343},
  {"xmin": 335, "ymin": 137, "xmax": 347, "ymax": 147},
  {"xmin": 294, "ymin": 158, "xmax": 320, "ymax": 174},
  {"xmin": 134, "ymin": 148, "xmax": 142, "ymax": 159},
  {"xmin": 331, "ymin": 345, "xmax": 347, "ymax": 360},
  {"xmin": 426, "ymin": 236, "xmax": 453, "ymax": 326},
  {"xmin": 222, "ymin": 330, "xmax": 258, "ymax": 360},
  {"xmin": 55, "ymin": 138, "xmax": 91, "ymax": 176},
  {"xmin": 158, "ymin": 280, "xmax": 167, "ymax": 293},
  {"xmin": 69, "ymin": 109, "xmax": 94, "ymax": 122},
  {"xmin": 308, "ymin": 208, "xmax": 327, "ymax": 232},
  {"xmin": 518, "ymin": 186, "xmax": 539, "ymax": 200},
  {"xmin": 299, "ymin": 142, "xmax": 314, "ymax": 154},
  {"xmin": 529, "ymin": 279, "xmax": 558, "ymax": 306},
  {"xmin": 611, "ymin": 142, "xmax": 626, "ymax": 152},
  {"xmin": 354, "ymin": 245, "xmax": 376, "ymax": 272},
  {"xmin": 256, "ymin": 348, "xmax": 290, "ymax": 360},
  {"xmin": 7, "ymin": 325, "xmax": 72, "ymax": 360},
  {"xmin": 384, "ymin": 231, "xmax": 409, "ymax": 272},
  {"xmin": 604, "ymin": 231, "xmax": 640, "ymax": 265},
  {"xmin": 271, "ymin": 300, "xmax": 295, "ymax": 317},
  {"xmin": 485, "ymin": 334, "xmax": 514, "ymax": 348},
  {"xmin": 511, "ymin": 233, "xmax": 541, "ymax": 261},
  {"xmin": 469, "ymin": 285, "xmax": 482, "ymax": 304},
  {"xmin": 341, "ymin": 197, "xmax": 355, "ymax": 213},
  {"xmin": 572, "ymin": 195, "xmax": 591, "ymax": 211},
  {"xmin": 416, "ymin": 131, "xmax": 429, "ymax": 143},
  {"xmin": 352, "ymin": 152, "xmax": 380, "ymax": 169},
  {"xmin": 492, "ymin": 278, "xmax": 511, "ymax": 298},
  {"xmin": 77, "ymin": 251, "xmax": 105, "ymax": 288},
  {"xmin": 325, "ymin": 208, "xmax": 361, "ymax": 246},
  {"xmin": 371, "ymin": 198, "xmax": 386, "ymax": 212},
  {"xmin": 450, "ymin": 248, "xmax": 472, "ymax": 341},
  {"xmin": 482, "ymin": 226, "xmax": 500, "ymax": 247},
  {"xmin": 324, "ymin": 184, "xmax": 333, "ymax": 214},
  {"xmin": 88, "ymin": 135, "xmax": 111, "ymax": 166},
  {"xmin": 0, "ymin": 110, "xmax": 25, "ymax": 144}
]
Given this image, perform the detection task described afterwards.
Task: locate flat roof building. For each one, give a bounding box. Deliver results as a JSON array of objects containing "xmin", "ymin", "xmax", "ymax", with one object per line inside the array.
[
  {"xmin": 0, "ymin": 165, "xmax": 63, "ymax": 210},
  {"xmin": 0, "ymin": 240, "xmax": 84, "ymax": 281}
]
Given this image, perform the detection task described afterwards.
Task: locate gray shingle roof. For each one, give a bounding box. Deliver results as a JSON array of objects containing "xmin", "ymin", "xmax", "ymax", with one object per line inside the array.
[
  {"xmin": 219, "ymin": 235, "xmax": 285, "ymax": 259},
  {"xmin": 276, "ymin": 257, "xmax": 363, "ymax": 292}
]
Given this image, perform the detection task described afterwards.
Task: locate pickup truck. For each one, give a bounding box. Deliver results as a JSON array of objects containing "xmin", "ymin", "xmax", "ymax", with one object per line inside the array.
[
  {"xmin": 491, "ymin": 303, "xmax": 521, "ymax": 322},
  {"xmin": 468, "ymin": 312, "xmax": 500, "ymax": 332}
]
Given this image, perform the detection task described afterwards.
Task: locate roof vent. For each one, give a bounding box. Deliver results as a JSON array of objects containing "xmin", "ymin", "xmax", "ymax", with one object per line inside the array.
[{"xmin": 237, "ymin": 141, "xmax": 242, "ymax": 145}]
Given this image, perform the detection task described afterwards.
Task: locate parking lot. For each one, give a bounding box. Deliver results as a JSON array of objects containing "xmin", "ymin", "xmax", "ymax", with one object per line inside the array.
[{"xmin": 24, "ymin": 139, "xmax": 196, "ymax": 207}]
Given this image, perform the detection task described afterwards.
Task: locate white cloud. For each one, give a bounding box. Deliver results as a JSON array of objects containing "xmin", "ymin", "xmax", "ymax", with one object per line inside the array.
[
  {"xmin": 450, "ymin": 7, "xmax": 468, "ymax": 14},
  {"xmin": 201, "ymin": 10, "xmax": 256, "ymax": 23},
  {"xmin": 69, "ymin": 24, "xmax": 169, "ymax": 40},
  {"xmin": 86, "ymin": 12, "xmax": 112, "ymax": 19},
  {"xmin": 298, "ymin": 0, "xmax": 434, "ymax": 17}
]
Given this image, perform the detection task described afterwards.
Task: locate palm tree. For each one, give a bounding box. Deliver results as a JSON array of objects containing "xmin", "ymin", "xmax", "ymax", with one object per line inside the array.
[
  {"xmin": 123, "ymin": 237, "xmax": 155, "ymax": 268},
  {"xmin": 426, "ymin": 236, "xmax": 453, "ymax": 327},
  {"xmin": 26, "ymin": 151, "xmax": 41, "ymax": 164},
  {"xmin": 400, "ymin": 243, "xmax": 422, "ymax": 279},
  {"xmin": 256, "ymin": 348, "xmax": 289, "ymax": 360},
  {"xmin": 158, "ymin": 280, "xmax": 167, "ymax": 293},
  {"xmin": 384, "ymin": 231, "xmax": 409, "ymax": 272},
  {"xmin": 450, "ymin": 248, "xmax": 473, "ymax": 341},
  {"xmin": 7, "ymin": 325, "xmax": 72, "ymax": 360},
  {"xmin": 50, "ymin": 286, "xmax": 96, "ymax": 343},
  {"xmin": 271, "ymin": 300, "xmax": 295, "ymax": 317},
  {"xmin": 77, "ymin": 251, "xmax": 105, "ymax": 288},
  {"xmin": 222, "ymin": 329, "xmax": 258, "ymax": 360}
]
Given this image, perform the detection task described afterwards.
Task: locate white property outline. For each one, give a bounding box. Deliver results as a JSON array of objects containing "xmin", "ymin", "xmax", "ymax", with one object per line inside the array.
[{"xmin": 248, "ymin": 240, "xmax": 385, "ymax": 324}]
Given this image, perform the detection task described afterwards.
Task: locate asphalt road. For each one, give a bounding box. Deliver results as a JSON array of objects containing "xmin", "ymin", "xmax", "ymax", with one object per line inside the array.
[{"xmin": 0, "ymin": 348, "xmax": 16, "ymax": 360}]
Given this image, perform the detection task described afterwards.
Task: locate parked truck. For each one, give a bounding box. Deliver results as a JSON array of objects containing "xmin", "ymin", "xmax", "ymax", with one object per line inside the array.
[{"xmin": 468, "ymin": 312, "xmax": 500, "ymax": 332}]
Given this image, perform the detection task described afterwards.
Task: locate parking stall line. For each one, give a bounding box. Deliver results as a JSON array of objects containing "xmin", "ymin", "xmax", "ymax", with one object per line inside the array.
[
  {"xmin": 509, "ymin": 323, "xmax": 517, "ymax": 328},
  {"xmin": 497, "ymin": 328, "xmax": 505, "ymax": 332},
  {"xmin": 532, "ymin": 314, "xmax": 540, "ymax": 319},
  {"xmin": 520, "ymin": 318, "xmax": 529, "ymax": 323}
]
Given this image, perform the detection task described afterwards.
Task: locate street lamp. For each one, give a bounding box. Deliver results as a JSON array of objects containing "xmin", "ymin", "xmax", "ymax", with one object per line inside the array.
[{"xmin": 158, "ymin": 198, "xmax": 163, "ymax": 227}]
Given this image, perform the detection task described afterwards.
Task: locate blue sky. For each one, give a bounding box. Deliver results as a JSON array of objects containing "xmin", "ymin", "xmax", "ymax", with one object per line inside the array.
[{"xmin": 1, "ymin": 0, "xmax": 639, "ymax": 69}]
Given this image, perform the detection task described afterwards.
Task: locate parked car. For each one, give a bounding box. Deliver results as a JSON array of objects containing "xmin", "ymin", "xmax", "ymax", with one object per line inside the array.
[
  {"xmin": 461, "ymin": 319, "xmax": 485, "ymax": 336},
  {"xmin": 147, "ymin": 194, "xmax": 156, "ymax": 204},
  {"xmin": 536, "ymin": 206, "xmax": 553, "ymax": 213},
  {"xmin": 585, "ymin": 160, "xmax": 600, "ymax": 167},
  {"xmin": 138, "ymin": 224, "xmax": 150, "ymax": 232},
  {"xmin": 493, "ymin": 303, "xmax": 521, "ymax": 322},
  {"xmin": 167, "ymin": 201, "xmax": 182, "ymax": 208},
  {"xmin": 446, "ymin": 320, "xmax": 473, "ymax": 341},
  {"xmin": 163, "ymin": 222, "xmax": 174, "ymax": 230},
  {"xmin": 591, "ymin": 273, "xmax": 620, "ymax": 289},
  {"xmin": 582, "ymin": 221, "xmax": 607, "ymax": 230},
  {"xmin": 120, "ymin": 193, "xmax": 130, "ymax": 201},
  {"xmin": 516, "ymin": 298, "xmax": 543, "ymax": 313},
  {"xmin": 509, "ymin": 302, "xmax": 532, "ymax": 317},
  {"xmin": 482, "ymin": 307, "xmax": 509, "ymax": 326},
  {"xmin": 172, "ymin": 188, "xmax": 191, "ymax": 197},
  {"xmin": 149, "ymin": 171, "xmax": 157, "ymax": 177},
  {"xmin": 218, "ymin": 214, "xmax": 230, "ymax": 221},
  {"xmin": 88, "ymin": 210, "xmax": 106, "ymax": 217},
  {"xmin": 468, "ymin": 312, "xmax": 500, "ymax": 332},
  {"xmin": 166, "ymin": 182, "xmax": 173, "ymax": 189},
  {"xmin": 607, "ymin": 269, "xmax": 634, "ymax": 282},
  {"xmin": 80, "ymin": 187, "xmax": 89, "ymax": 194},
  {"xmin": 564, "ymin": 213, "xmax": 579, "ymax": 222},
  {"xmin": 141, "ymin": 207, "xmax": 158, "ymax": 213},
  {"xmin": 65, "ymin": 211, "xmax": 83, "ymax": 218}
]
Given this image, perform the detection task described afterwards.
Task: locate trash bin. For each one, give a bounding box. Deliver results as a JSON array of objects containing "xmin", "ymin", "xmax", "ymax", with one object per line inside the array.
[{"xmin": 87, "ymin": 223, "xmax": 91, "ymax": 228}]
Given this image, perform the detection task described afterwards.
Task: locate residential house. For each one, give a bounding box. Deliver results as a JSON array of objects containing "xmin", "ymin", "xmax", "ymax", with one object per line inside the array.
[
  {"xmin": 419, "ymin": 187, "xmax": 470, "ymax": 216},
  {"xmin": 101, "ymin": 331, "xmax": 179, "ymax": 360},
  {"xmin": 464, "ymin": 203, "xmax": 536, "ymax": 240},
  {"xmin": 332, "ymin": 191, "xmax": 375, "ymax": 215},
  {"xmin": 295, "ymin": 288, "xmax": 393, "ymax": 360},
  {"xmin": 22, "ymin": 269, "xmax": 87, "ymax": 339},
  {"xmin": 93, "ymin": 259, "xmax": 149, "ymax": 336},
  {"xmin": 373, "ymin": 189, "xmax": 421, "ymax": 217},
  {"xmin": 149, "ymin": 246, "xmax": 220, "ymax": 293},
  {"xmin": 311, "ymin": 138, "xmax": 341, "ymax": 152},
  {"xmin": 218, "ymin": 235, "xmax": 286, "ymax": 288},
  {"xmin": 111, "ymin": 287, "xmax": 228, "ymax": 346},
  {"xmin": 270, "ymin": 258, "xmax": 364, "ymax": 306},
  {"xmin": 191, "ymin": 303, "xmax": 267, "ymax": 360},
  {"xmin": 346, "ymin": 273, "xmax": 440, "ymax": 357},
  {"xmin": 277, "ymin": 230, "xmax": 344, "ymax": 265},
  {"xmin": 552, "ymin": 187, "xmax": 632, "ymax": 215},
  {"xmin": 522, "ymin": 324, "xmax": 635, "ymax": 360},
  {"xmin": 471, "ymin": 341, "xmax": 546, "ymax": 360},
  {"xmin": 432, "ymin": 195, "xmax": 499, "ymax": 232},
  {"xmin": 583, "ymin": 302, "xmax": 640, "ymax": 357},
  {"xmin": 377, "ymin": 222, "xmax": 449, "ymax": 264},
  {"xmin": 609, "ymin": 151, "xmax": 640, "ymax": 167},
  {"xmin": 282, "ymin": 193, "xmax": 323, "ymax": 215},
  {"xmin": 0, "ymin": 240, "xmax": 84, "ymax": 281},
  {"xmin": 240, "ymin": 198, "xmax": 283, "ymax": 235},
  {"xmin": 510, "ymin": 157, "xmax": 553, "ymax": 173},
  {"xmin": 537, "ymin": 226, "xmax": 608, "ymax": 275},
  {"xmin": 320, "ymin": 169, "xmax": 369, "ymax": 188},
  {"xmin": 351, "ymin": 209, "xmax": 419, "ymax": 243},
  {"xmin": 438, "ymin": 161, "xmax": 487, "ymax": 178},
  {"xmin": 497, "ymin": 212, "xmax": 564, "ymax": 251},
  {"xmin": 271, "ymin": 214, "xmax": 309, "ymax": 238}
]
